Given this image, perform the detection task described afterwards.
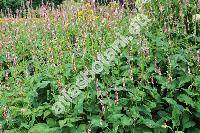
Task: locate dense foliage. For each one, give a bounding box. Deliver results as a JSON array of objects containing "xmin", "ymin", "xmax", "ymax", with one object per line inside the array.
[
  {"xmin": 0, "ymin": 0, "xmax": 64, "ymax": 13},
  {"xmin": 0, "ymin": 0, "xmax": 199, "ymax": 132}
]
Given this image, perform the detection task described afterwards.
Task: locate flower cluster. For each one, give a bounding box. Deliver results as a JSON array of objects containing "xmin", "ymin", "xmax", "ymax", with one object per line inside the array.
[
  {"xmin": 52, "ymin": 34, "xmax": 131, "ymax": 114},
  {"xmin": 77, "ymin": 4, "xmax": 99, "ymax": 21}
]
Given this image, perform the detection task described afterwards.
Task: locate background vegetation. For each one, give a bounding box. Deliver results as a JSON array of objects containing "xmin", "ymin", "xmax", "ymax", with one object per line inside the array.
[
  {"xmin": 0, "ymin": 0, "xmax": 64, "ymax": 13},
  {"xmin": 0, "ymin": 0, "xmax": 199, "ymax": 132}
]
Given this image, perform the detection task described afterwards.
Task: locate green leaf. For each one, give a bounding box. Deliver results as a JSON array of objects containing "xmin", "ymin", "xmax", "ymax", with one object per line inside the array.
[
  {"xmin": 194, "ymin": 76, "xmax": 200, "ymax": 88},
  {"xmin": 130, "ymin": 106, "xmax": 140, "ymax": 118},
  {"xmin": 43, "ymin": 110, "xmax": 51, "ymax": 119},
  {"xmin": 29, "ymin": 114, "xmax": 36, "ymax": 127},
  {"xmin": 36, "ymin": 109, "xmax": 44, "ymax": 117},
  {"xmin": 107, "ymin": 114, "xmax": 124, "ymax": 123},
  {"xmin": 59, "ymin": 119, "xmax": 67, "ymax": 128},
  {"xmin": 176, "ymin": 76, "xmax": 190, "ymax": 88},
  {"xmin": 78, "ymin": 124, "xmax": 87, "ymax": 133},
  {"xmin": 163, "ymin": 98, "xmax": 178, "ymax": 106},
  {"xmin": 20, "ymin": 123, "xmax": 30, "ymax": 129},
  {"xmin": 28, "ymin": 123, "xmax": 49, "ymax": 133},
  {"xmin": 121, "ymin": 115, "xmax": 133, "ymax": 126},
  {"xmin": 46, "ymin": 118, "xmax": 58, "ymax": 127},
  {"xmin": 172, "ymin": 107, "xmax": 181, "ymax": 127},
  {"xmin": 74, "ymin": 93, "xmax": 84, "ymax": 114},
  {"xmin": 157, "ymin": 111, "xmax": 170, "ymax": 120},
  {"xmin": 177, "ymin": 94, "xmax": 194, "ymax": 107},
  {"xmin": 37, "ymin": 81, "xmax": 50, "ymax": 89},
  {"xmin": 142, "ymin": 119, "xmax": 158, "ymax": 128},
  {"xmin": 3, "ymin": 129, "xmax": 18, "ymax": 133},
  {"xmin": 182, "ymin": 113, "xmax": 196, "ymax": 130},
  {"xmin": 91, "ymin": 116, "xmax": 102, "ymax": 127}
]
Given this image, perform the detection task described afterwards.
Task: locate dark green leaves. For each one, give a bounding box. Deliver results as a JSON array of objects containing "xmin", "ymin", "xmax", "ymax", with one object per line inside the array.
[
  {"xmin": 177, "ymin": 94, "xmax": 194, "ymax": 107},
  {"xmin": 182, "ymin": 113, "xmax": 196, "ymax": 130}
]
